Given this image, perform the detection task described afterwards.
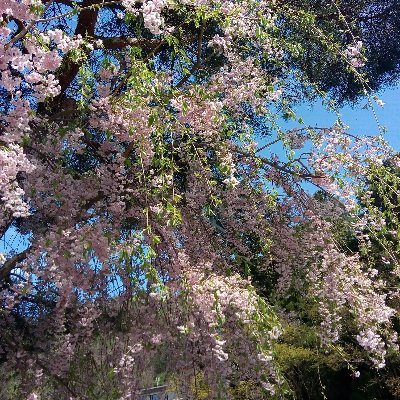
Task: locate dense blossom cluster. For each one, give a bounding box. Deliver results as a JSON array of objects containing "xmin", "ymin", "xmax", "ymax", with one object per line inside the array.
[{"xmin": 0, "ymin": 0, "xmax": 398, "ymax": 399}]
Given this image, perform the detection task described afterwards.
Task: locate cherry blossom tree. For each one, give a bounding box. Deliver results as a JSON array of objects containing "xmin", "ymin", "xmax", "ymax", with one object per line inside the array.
[{"xmin": 0, "ymin": 1, "xmax": 398, "ymax": 399}]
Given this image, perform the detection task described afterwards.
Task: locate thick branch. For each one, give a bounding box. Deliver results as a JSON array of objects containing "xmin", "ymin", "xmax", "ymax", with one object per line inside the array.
[
  {"xmin": 0, "ymin": 212, "xmax": 13, "ymax": 239},
  {"xmin": 0, "ymin": 249, "xmax": 30, "ymax": 283},
  {"xmin": 55, "ymin": 0, "xmax": 100, "ymax": 98},
  {"xmin": 94, "ymin": 36, "xmax": 161, "ymax": 51},
  {"xmin": 175, "ymin": 25, "xmax": 206, "ymax": 89},
  {"xmin": 4, "ymin": 1, "xmax": 53, "ymax": 50}
]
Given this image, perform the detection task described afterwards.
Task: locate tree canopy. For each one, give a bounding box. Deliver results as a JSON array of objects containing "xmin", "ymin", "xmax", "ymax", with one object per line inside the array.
[
  {"xmin": 282, "ymin": 0, "xmax": 400, "ymax": 102},
  {"xmin": 0, "ymin": 1, "xmax": 399, "ymax": 399}
]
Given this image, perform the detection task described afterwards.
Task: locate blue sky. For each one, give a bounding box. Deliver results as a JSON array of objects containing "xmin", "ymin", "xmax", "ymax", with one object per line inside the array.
[{"xmin": 282, "ymin": 85, "xmax": 400, "ymax": 151}]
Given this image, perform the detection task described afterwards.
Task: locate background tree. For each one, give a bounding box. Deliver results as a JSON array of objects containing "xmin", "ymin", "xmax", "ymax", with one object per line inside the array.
[{"xmin": 278, "ymin": 0, "xmax": 400, "ymax": 102}]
